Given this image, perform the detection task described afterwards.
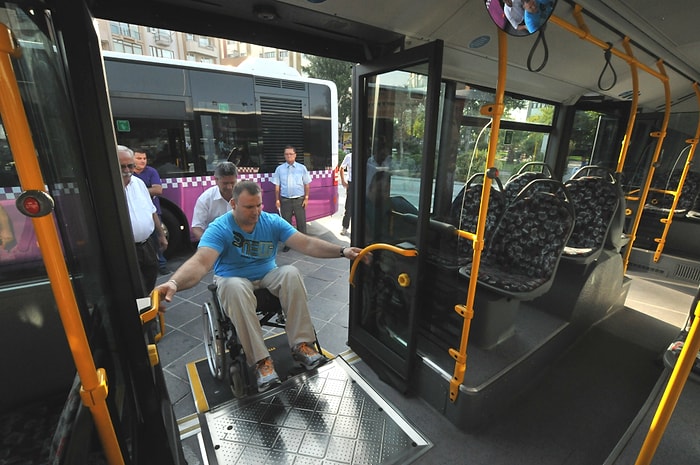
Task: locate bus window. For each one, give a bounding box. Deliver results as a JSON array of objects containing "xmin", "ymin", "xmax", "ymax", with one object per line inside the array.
[
  {"xmin": 562, "ymin": 110, "xmax": 623, "ymax": 181},
  {"xmin": 197, "ymin": 113, "xmax": 258, "ymax": 172},
  {"xmin": 453, "ymin": 87, "xmax": 555, "ymax": 188},
  {"xmin": 114, "ymin": 117, "xmax": 191, "ymax": 177}
]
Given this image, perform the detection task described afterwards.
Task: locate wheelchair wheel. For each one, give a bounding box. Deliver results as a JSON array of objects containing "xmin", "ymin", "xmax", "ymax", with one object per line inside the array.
[
  {"xmin": 202, "ymin": 301, "xmax": 226, "ymax": 380},
  {"xmin": 228, "ymin": 361, "xmax": 246, "ymax": 399}
]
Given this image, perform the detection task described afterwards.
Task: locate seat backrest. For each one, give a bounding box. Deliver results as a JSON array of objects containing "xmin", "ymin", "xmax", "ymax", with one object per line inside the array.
[
  {"xmin": 646, "ymin": 169, "xmax": 700, "ymax": 215},
  {"xmin": 431, "ymin": 181, "xmax": 505, "ymax": 268},
  {"xmin": 503, "ymin": 171, "xmax": 549, "ymax": 204},
  {"xmin": 471, "ymin": 179, "xmax": 574, "ymax": 299},
  {"xmin": 563, "ymin": 176, "xmax": 622, "ymax": 262}
]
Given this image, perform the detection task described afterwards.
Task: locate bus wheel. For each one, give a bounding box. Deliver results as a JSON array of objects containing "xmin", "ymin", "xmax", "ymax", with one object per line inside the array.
[{"xmin": 161, "ymin": 208, "xmax": 185, "ymax": 258}]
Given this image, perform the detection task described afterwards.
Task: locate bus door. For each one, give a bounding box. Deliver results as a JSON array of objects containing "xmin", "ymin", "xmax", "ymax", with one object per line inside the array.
[
  {"xmin": 348, "ymin": 41, "xmax": 443, "ymax": 392},
  {"xmin": 0, "ymin": 4, "xmax": 184, "ymax": 463}
]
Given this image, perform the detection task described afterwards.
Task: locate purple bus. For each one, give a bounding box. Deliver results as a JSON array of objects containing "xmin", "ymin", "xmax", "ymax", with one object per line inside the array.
[{"xmin": 103, "ymin": 52, "xmax": 339, "ymax": 254}]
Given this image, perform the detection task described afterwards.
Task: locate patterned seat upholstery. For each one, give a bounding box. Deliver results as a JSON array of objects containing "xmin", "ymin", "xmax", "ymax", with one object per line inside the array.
[
  {"xmin": 459, "ymin": 179, "xmax": 574, "ymax": 300},
  {"xmin": 562, "ymin": 176, "xmax": 622, "ymax": 264},
  {"xmin": 502, "ymin": 162, "xmax": 554, "ymax": 205},
  {"xmin": 427, "ymin": 179, "xmax": 505, "ymax": 269},
  {"xmin": 503, "ymin": 171, "xmax": 549, "ymax": 204},
  {"xmin": 646, "ymin": 170, "xmax": 700, "ymax": 216}
]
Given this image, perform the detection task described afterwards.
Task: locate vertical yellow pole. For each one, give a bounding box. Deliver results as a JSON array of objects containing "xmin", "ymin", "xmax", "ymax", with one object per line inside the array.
[
  {"xmin": 0, "ymin": 24, "xmax": 124, "ymax": 465},
  {"xmin": 616, "ymin": 37, "xmax": 639, "ymax": 173},
  {"xmin": 448, "ymin": 27, "xmax": 507, "ymax": 403},
  {"xmin": 635, "ymin": 299, "xmax": 700, "ymax": 465}
]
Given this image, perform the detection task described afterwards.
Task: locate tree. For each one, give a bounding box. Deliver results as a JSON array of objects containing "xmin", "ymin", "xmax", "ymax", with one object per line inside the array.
[{"xmin": 302, "ymin": 56, "xmax": 353, "ymax": 133}]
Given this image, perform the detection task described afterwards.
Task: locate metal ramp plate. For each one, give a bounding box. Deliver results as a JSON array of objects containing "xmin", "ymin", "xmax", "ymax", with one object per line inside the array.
[{"xmin": 199, "ymin": 357, "xmax": 431, "ymax": 464}]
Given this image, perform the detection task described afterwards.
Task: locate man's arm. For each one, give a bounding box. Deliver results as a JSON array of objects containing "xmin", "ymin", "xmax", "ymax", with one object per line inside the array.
[
  {"xmin": 191, "ymin": 196, "xmax": 208, "ymax": 241},
  {"xmin": 191, "ymin": 226, "xmax": 205, "ymax": 241},
  {"xmin": 339, "ymin": 165, "xmax": 347, "ymax": 188},
  {"xmin": 153, "ymin": 213, "xmax": 168, "ymax": 250},
  {"xmin": 148, "ymin": 183, "xmax": 163, "ymax": 197},
  {"xmin": 274, "ymin": 184, "xmax": 281, "ymax": 211},
  {"xmin": 285, "ymin": 232, "xmax": 365, "ymax": 261},
  {"xmin": 302, "ymin": 182, "xmax": 310, "ymax": 208},
  {"xmin": 155, "ymin": 246, "xmax": 219, "ymax": 302},
  {"xmin": 0, "ymin": 205, "xmax": 15, "ymax": 250}
]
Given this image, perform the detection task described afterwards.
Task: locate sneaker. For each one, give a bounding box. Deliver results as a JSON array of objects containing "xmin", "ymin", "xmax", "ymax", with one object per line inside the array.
[
  {"xmin": 292, "ymin": 342, "xmax": 324, "ymax": 370},
  {"xmin": 340, "ymin": 228, "xmax": 349, "ymax": 236},
  {"xmin": 255, "ymin": 357, "xmax": 280, "ymax": 392}
]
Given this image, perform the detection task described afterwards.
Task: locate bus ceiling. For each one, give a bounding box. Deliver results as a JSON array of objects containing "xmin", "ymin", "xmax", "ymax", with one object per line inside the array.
[{"xmin": 87, "ymin": 0, "xmax": 700, "ymax": 112}]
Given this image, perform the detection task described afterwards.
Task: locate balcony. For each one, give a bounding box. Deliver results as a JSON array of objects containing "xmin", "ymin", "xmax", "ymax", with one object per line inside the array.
[{"xmin": 154, "ymin": 31, "xmax": 173, "ymax": 46}]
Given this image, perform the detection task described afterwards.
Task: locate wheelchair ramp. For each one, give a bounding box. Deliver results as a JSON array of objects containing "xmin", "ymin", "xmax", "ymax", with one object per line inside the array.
[{"xmin": 198, "ymin": 357, "xmax": 432, "ymax": 464}]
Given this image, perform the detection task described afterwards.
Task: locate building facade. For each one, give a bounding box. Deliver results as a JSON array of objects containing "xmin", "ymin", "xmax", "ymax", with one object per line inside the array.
[{"xmin": 95, "ymin": 20, "xmax": 306, "ymax": 73}]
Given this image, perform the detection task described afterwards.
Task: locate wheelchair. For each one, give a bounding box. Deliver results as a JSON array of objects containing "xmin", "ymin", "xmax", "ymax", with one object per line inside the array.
[{"xmin": 201, "ymin": 283, "xmax": 324, "ymax": 398}]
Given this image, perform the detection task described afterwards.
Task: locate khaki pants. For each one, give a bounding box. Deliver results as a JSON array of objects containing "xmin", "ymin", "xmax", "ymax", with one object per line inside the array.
[{"xmin": 215, "ymin": 265, "xmax": 315, "ymax": 366}]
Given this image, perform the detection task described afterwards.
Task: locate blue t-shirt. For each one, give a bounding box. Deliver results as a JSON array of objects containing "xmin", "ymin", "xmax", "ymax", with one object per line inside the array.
[
  {"xmin": 199, "ymin": 211, "xmax": 297, "ymax": 280},
  {"xmin": 524, "ymin": 0, "xmax": 553, "ymax": 33}
]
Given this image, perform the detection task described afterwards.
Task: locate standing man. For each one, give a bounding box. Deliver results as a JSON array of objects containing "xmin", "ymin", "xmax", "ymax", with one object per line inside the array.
[
  {"xmin": 272, "ymin": 146, "xmax": 311, "ymax": 251},
  {"xmin": 155, "ymin": 181, "xmax": 365, "ymax": 392},
  {"xmin": 118, "ymin": 145, "xmax": 168, "ymax": 296},
  {"xmin": 133, "ymin": 148, "xmax": 168, "ymax": 275},
  {"xmin": 191, "ymin": 162, "xmax": 238, "ymax": 241},
  {"xmin": 339, "ymin": 151, "xmax": 352, "ymax": 236}
]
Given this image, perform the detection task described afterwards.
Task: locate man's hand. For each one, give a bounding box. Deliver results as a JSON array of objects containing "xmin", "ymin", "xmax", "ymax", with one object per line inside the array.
[{"xmin": 155, "ymin": 279, "xmax": 178, "ymax": 303}]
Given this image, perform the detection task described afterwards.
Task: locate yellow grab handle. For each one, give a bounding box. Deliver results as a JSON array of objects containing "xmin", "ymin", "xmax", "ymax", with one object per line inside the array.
[
  {"xmin": 140, "ymin": 290, "xmax": 166, "ymax": 343},
  {"xmin": 349, "ymin": 243, "xmax": 418, "ymax": 286}
]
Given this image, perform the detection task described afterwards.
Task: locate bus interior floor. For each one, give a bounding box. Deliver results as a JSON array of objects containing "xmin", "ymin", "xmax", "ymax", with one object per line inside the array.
[{"xmin": 155, "ymin": 204, "xmax": 698, "ymax": 464}]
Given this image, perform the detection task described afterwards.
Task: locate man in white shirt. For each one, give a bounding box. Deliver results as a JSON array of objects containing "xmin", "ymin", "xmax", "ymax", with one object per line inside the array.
[
  {"xmin": 118, "ymin": 145, "xmax": 168, "ymax": 296},
  {"xmin": 272, "ymin": 146, "xmax": 311, "ymax": 251},
  {"xmin": 504, "ymin": 0, "xmax": 527, "ymax": 31},
  {"xmin": 191, "ymin": 162, "xmax": 238, "ymax": 241},
  {"xmin": 339, "ymin": 152, "xmax": 352, "ymax": 236}
]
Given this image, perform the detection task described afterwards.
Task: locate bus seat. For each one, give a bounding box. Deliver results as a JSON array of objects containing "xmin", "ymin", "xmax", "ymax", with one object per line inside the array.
[
  {"xmin": 568, "ymin": 165, "xmax": 628, "ymax": 252},
  {"xmin": 426, "ymin": 174, "xmax": 506, "ymax": 270},
  {"xmin": 459, "ymin": 178, "xmax": 574, "ymax": 300},
  {"xmin": 562, "ymin": 175, "xmax": 623, "ymax": 264},
  {"xmin": 502, "ymin": 162, "xmax": 554, "ymax": 204},
  {"xmin": 645, "ymin": 169, "xmax": 700, "ymax": 216}
]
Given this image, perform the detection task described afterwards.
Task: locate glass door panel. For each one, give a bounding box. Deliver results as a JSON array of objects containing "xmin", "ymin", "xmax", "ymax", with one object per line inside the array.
[{"xmin": 349, "ymin": 42, "xmax": 442, "ymax": 390}]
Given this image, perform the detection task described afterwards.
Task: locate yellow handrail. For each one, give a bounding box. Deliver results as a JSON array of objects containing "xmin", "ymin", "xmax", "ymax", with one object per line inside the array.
[
  {"xmin": 140, "ymin": 289, "xmax": 166, "ymax": 343},
  {"xmin": 348, "ymin": 242, "xmax": 418, "ymax": 286},
  {"xmin": 550, "ymin": 6, "xmax": 673, "ymax": 271},
  {"xmin": 0, "ymin": 24, "xmax": 124, "ymax": 465},
  {"xmin": 649, "ymin": 83, "xmax": 700, "ymax": 262},
  {"xmin": 622, "ymin": 60, "xmax": 670, "ymax": 270},
  {"xmin": 617, "ymin": 37, "xmax": 639, "ymax": 174},
  {"xmin": 447, "ymin": 27, "xmax": 508, "ymax": 404},
  {"xmin": 635, "ymin": 300, "xmax": 700, "ymax": 465}
]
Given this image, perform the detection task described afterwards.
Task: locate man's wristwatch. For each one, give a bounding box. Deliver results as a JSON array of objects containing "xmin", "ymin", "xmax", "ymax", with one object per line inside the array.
[{"xmin": 340, "ymin": 247, "xmax": 346, "ymax": 257}]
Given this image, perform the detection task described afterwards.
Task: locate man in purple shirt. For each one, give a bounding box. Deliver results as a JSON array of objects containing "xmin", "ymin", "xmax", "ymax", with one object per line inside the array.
[{"xmin": 134, "ymin": 148, "xmax": 169, "ymax": 274}]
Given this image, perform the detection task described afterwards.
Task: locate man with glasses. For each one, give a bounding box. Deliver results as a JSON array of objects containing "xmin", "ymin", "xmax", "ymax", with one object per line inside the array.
[
  {"xmin": 118, "ymin": 145, "xmax": 168, "ymax": 296},
  {"xmin": 272, "ymin": 146, "xmax": 311, "ymax": 252}
]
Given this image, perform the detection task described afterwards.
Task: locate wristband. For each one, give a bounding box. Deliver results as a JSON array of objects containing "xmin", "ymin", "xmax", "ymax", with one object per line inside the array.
[{"xmin": 167, "ymin": 279, "xmax": 178, "ymax": 291}]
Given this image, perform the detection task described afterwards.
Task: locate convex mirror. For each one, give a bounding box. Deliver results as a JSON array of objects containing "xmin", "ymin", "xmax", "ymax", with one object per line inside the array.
[{"xmin": 485, "ymin": 0, "xmax": 557, "ymax": 36}]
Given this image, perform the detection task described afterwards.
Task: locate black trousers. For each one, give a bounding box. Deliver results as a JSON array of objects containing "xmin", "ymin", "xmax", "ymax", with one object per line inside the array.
[
  {"xmin": 342, "ymin": 182, "xmax": 353, "ymax": 230},
  {"xmin": 135, "ymin": 238, "xmax": 158, "ymax": 297}
]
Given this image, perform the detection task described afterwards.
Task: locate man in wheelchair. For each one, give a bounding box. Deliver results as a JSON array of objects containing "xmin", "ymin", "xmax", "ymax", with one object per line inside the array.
[{"xmin": 156, "ymin": 180, "xmax": 364, "ymax": 392}]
